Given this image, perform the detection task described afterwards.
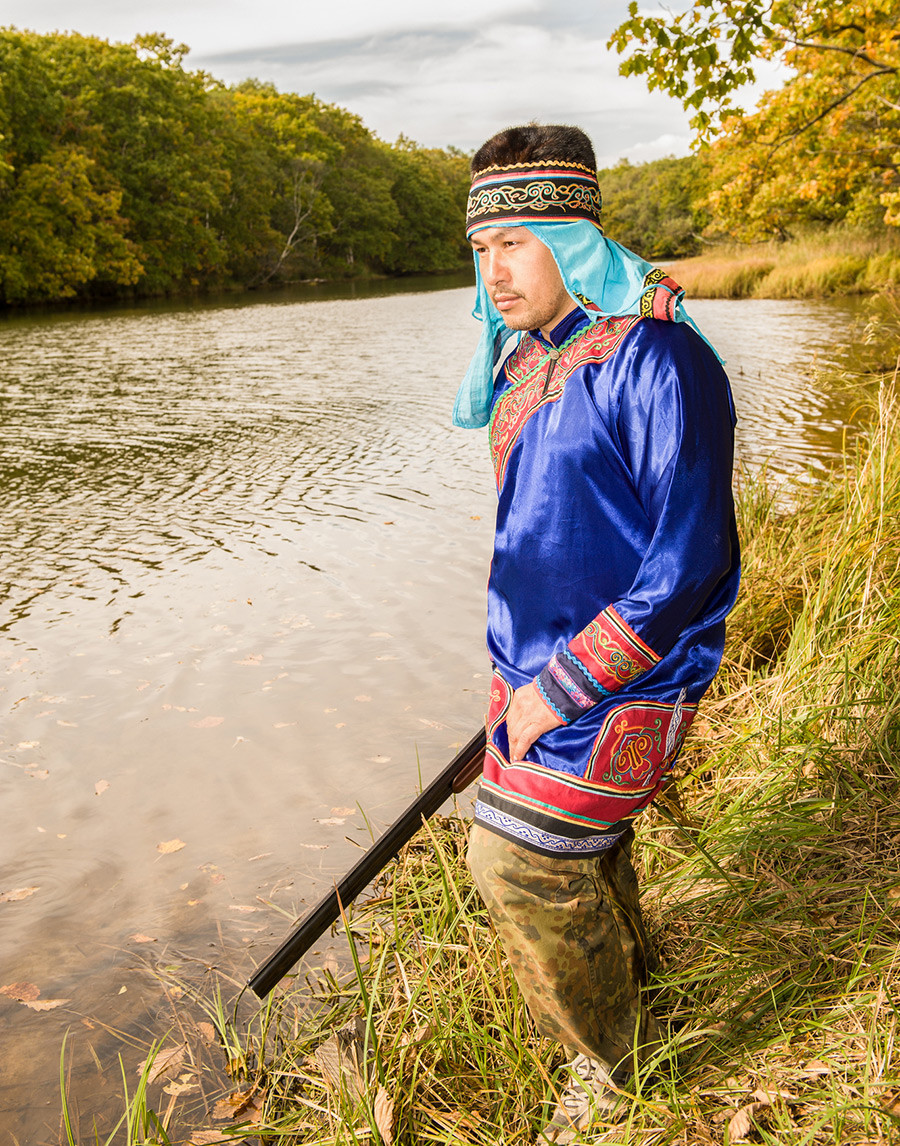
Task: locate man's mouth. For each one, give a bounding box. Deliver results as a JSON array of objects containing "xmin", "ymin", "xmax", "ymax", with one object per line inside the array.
[{"xmin": 493, "ymin": 293, "xmax": 522, "ymax": 311}]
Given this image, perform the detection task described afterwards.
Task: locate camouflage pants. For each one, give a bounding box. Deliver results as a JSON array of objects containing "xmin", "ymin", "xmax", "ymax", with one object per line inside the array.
[{"xmin": 467, "ymin": 824, "xmax": 660, "ymax": 1078}]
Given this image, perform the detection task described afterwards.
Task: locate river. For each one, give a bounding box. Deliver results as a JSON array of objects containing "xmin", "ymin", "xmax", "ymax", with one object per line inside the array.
[{"xmin": 0, "ymin": 278, "xmax": 872, "ymax": 1141}]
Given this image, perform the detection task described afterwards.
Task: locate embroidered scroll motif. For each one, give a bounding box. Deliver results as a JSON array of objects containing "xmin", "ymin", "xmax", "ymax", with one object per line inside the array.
[
  {"xmin": 489, "ymin": 316, "xmax": 640, "ymax": 490},
  {"xmin": 639, "ymin": 268, "xmax": 684, "ymax": 322},
  {"xmin": 566, "ymin": 605, "xmax": 660, "ymax": 695},
  {"xmin": 475, "ymin": 687, "xmax": 696, "ymax": 856},
  {"xmin": 587, "ymin": 699, "xmax": 697, "ymax": 786},
  {"xmin": 466, "ymin": 163, "xmax": 602, "ymax": 234}
]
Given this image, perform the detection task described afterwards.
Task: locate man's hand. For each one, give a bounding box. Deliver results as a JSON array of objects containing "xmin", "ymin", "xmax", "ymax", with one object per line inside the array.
[{"xmin": 507, "ymin": 681, "xmax": 564, "ymax": 763}]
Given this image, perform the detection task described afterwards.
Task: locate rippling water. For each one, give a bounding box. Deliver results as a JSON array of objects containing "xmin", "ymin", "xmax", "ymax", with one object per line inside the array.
[{"xmin": 0, "ymin": 282, "xmax": 870, "ymax": 1139}]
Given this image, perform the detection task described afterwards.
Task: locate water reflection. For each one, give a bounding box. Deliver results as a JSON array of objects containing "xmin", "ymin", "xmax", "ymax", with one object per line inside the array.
[{"xmin": 0, "ymin": 281, "xmax": 875, "ymax": 1141}]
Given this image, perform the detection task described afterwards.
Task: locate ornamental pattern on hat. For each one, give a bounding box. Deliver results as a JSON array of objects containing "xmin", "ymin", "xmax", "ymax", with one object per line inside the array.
[{"xmin": 466, "ymin": 163, "xmax": 603, "ymax": 235}]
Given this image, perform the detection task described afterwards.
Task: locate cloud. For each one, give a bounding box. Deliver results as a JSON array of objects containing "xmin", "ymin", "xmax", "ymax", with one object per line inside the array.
[{"xmin": 197, "ymin": 17, "xmax": 696, "ymax": 158}]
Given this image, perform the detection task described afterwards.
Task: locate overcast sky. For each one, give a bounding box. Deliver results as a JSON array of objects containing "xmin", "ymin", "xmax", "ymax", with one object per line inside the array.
[{"xmin": 3, "ymin": 0, "xmax": 783, "ymax": 167}]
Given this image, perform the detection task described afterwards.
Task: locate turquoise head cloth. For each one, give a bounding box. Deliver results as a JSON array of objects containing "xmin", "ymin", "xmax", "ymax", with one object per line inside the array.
[{"xmin": 452, "ymin": 219, "xmax": 717, "ymax": 430}]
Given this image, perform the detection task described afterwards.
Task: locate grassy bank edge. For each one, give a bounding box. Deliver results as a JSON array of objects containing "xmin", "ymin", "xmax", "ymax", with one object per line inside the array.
[
  {"xmin": 60, "ymin": 323, "xmax": 900, "ymax": 1146},
  {"xmin": 662, "ymin": 233, "xmax": 900, "ymax": 301}
]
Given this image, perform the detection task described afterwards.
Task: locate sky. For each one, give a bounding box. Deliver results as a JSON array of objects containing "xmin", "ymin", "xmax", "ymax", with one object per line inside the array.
[{"xmin": 2, "ymin": 0, "xmax": 784, "ymax": 167}]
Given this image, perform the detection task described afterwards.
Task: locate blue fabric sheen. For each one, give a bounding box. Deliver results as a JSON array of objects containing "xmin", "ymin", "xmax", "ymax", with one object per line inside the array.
[{"xmin": 486, "ymin": 314, "xmax": 740, "ymax": 780}]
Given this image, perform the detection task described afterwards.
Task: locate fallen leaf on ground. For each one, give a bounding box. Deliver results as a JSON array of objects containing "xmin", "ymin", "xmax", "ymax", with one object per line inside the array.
[
  {"xmin": 94, "ymin": 780, "xmax": 110, "ymax": 796},
  {"xmin": 728, "ymin": 1099, "xmax": 771, "ymax": 1141},
  {"xmin": 331, "ymin": 807, "xmax": 355, "ymax": 816},
  {"xmin": 129, "ymin": 933, "xmax": 157, "ymax": 944},
  {"xmin": 374, "ymin": 1086, "xmax": 395, "ymax": 1145},
  {"xmin": 1, "ymin": 982, "xmax": 40, "ymax": 1002},
  {"xmin": 24, "ymin": 998, "xmax": 70, "ymax": 1011},
  {"xmin": 0, "ymin": 887, "xmax": 39, "ymax": 903},
  {"xmin": 191, "ymin": 716, "xmax": 224, "ymax": 729},
  {"xmin": 881, "ymin": 1091, "xmax": 900, "ymax": 1116},
  {"xmin": 136, "ymin": 1043, "xmax": 186, "ymax": 1084},
  {"xmin": 157, "ymin": 839, "xmax": 186, "ymax": 855}
]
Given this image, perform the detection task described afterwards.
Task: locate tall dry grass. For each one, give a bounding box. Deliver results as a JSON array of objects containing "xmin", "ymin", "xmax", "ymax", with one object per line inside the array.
[{"xmin": 668, "ymin": 231, "xmax": 900, "ymax": 300}]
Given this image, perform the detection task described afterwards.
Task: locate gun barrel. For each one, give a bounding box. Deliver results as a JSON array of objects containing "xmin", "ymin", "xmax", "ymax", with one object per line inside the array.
[{"xmin": 248, "ymin": 727, "xmax": 485, "ymax": 999}]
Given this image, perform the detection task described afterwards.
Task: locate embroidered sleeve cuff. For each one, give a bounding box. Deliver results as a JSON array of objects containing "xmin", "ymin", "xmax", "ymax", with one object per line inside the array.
[
  {"xmin": 565, "ymin": 605, "xmax": 660, "ymax": 696},
  {"xmin": 536, "ymin": 650, "xmax": 611, "ymax": 723}
]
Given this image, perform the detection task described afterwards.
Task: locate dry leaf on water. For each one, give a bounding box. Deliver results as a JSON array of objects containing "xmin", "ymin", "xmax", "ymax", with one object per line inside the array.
[
  {"xmin": 0, "ymin": 887, "xmax": 39, "ymax": 903},
  {"xmin": 190, "ymin": 1132, "xmax": 233, "ymax": 1145},
  {"xmin": 94, "ymin": 780, "xmax": 110, "ymax": 796},
  {"xmin": 157, "ymin": 839, "xmax": 186, "ymax": 855},
  {"xmin": 331, "ymin": 806, "xmax": 355, "ymax": 816},
  {"xmin": 1, "ymin": 982, "xmax": 40, "ymax": 1002},
  {"xmin": 1, "ymin": 983, "xmax": 69, "ymax": 1010},
  {"xmin": 315, "ymin": 817, "xmax": 345, "ymax": 826},
  {"xmin": 191, "ymin": 715, "xmax": 224, "ymax": 728},
  {"xmin": 129, "ymin": 933, "xmax": 157, "ymax": 944},
  {"xmin": 374, "ymin": 1086, "xmax": 395, "ymax": 1145},
  {"xmin": 136, "ymin": 1043, "xmax": 186, "ymax": 1084},
  {"xmin": 212, "ymin": 1087, "xmax": 263, "ymax": 1121}
]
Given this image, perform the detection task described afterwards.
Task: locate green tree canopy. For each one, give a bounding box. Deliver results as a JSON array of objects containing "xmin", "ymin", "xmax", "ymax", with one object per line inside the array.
[{"xmin": 609, "ymin": 0, "xmax": 900, "ymax": 238}]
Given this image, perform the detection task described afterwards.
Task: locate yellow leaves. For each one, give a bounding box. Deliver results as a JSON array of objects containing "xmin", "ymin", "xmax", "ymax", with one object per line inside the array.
[{"xmin": 157, "ymin": 838, "xmax": 186, "ymax": 854}]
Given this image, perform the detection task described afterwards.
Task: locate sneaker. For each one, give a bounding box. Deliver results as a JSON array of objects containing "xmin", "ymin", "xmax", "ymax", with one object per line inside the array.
[{"xmin": 540, "ymin": 1054, "xmax": 624, "ymax": 1143}]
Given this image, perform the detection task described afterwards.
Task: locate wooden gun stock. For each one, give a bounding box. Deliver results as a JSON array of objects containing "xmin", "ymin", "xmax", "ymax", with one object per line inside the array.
[{"xmin": 248, "ymin": 727, "xmax": 486, "ymax": 999}]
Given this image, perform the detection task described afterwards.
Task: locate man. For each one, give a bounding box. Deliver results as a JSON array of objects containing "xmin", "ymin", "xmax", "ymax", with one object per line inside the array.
[{"xmin": 455, "ymin": 124, "xmax": 740, "ymax": 1141}]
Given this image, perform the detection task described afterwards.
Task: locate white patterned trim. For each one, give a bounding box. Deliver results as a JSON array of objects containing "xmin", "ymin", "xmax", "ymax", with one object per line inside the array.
[{"xmin": 474, "ymin": 800, "xmax": 623, "ymax": 854}]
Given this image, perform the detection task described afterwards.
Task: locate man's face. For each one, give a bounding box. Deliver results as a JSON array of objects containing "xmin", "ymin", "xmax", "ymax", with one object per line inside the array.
[{"xmin": 470, "ymin": 227, "xmax": 576, "ymax": 337}]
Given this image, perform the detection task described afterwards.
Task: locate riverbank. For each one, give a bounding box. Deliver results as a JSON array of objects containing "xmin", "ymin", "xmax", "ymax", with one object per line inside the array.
[
  {"xmin": 666, "ymin": 231, "xmax": 900, "ymax": 300},
  {"xmin": 69, "ymin": 331, "xmax": 900, "ymax": 1143}
]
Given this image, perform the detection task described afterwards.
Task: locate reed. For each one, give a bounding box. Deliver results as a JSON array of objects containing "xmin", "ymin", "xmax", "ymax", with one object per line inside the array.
[
  {"xmin": 668, "ymin": 230, "xmax": 900, "ymax": 300},
  {"xmin": 60, "ymin": 354, "xmax": 900, "ymax": 1143}
]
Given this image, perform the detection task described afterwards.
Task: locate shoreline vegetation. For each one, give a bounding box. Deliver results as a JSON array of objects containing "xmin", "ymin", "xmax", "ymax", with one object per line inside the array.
[
  {"xmin": 3, "ymin": 28, "xmax": 900, "ymax": 311},
  {"xmin": 60, "ymin": 309, "xmax": 900, "ymax": 1143}
]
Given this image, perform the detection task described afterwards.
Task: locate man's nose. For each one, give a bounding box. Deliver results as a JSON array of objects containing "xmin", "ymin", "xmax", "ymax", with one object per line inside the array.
[{"xmin": 482, "ymin": 249, "xmax": 509, "ymax": 286}]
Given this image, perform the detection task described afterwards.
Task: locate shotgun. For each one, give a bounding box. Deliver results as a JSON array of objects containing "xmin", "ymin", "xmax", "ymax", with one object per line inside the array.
[{"xmin": 248, "ymin": 726, "xmax": 486, "ymax": 998}]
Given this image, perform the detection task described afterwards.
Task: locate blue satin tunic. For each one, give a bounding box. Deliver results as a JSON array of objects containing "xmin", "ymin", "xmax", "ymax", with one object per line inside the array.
[{"xmin": 474, "ymin": 307, "xmax": 740, "ymax": 856}]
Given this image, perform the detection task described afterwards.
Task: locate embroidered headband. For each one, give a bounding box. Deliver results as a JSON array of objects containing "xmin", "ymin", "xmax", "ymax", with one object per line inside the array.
[{"xmin": 465, "ymin": 161, "xmax": 603, "ymax": 238}]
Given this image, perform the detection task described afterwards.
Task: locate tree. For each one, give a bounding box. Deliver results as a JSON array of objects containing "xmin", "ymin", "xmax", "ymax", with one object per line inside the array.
[
  {"xmin": 597, "ymin": 155, "xmax": 709, "ymax": 258},
  {"xmin": 609, "ymin": 0, "xmax": 900, "ymax": 236}
]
